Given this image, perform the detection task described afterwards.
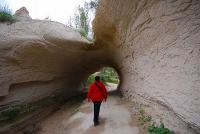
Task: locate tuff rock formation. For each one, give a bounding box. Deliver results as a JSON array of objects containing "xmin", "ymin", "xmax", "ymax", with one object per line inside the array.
[
  {"xmin": 0, "ymin": 7, "xmax": 117, "ymax": 133},
  {"xmin": 0, "ymin": 7, "xmax": 114, "ymax": 106},
  {"xmin": 0, "ymin": 0, "xmax": 200, "ymax": 133},
  {"xmin": 94, "ymin": 0, "xmax": 200, "ymax": 133}
]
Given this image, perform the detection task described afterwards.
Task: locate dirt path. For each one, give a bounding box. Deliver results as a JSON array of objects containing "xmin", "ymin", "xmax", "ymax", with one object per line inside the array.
[{"xmin": 38, "ymin": 94, "xmax": 140, "ymax": 134}]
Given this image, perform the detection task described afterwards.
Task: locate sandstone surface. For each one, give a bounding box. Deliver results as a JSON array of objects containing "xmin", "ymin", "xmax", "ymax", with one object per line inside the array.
[{"xmin": 94, "ymin": 0, "xmax": 200, "ymax": 133}]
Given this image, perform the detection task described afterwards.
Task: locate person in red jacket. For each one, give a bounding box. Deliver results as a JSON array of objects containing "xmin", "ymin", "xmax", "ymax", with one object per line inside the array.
[{"xmin": 87, "ymin": 76, "xmax": 108, "ymax": 126}]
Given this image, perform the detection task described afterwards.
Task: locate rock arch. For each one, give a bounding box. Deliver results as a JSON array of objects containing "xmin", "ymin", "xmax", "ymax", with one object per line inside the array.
[{"xmin": 0, "ymin": 0, "xmax": 200, "ymax": 133}]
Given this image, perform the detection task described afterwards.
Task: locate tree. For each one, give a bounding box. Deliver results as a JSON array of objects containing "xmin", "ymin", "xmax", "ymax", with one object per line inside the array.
[
  {"xmin": 78, "ymin": 2, "xmax": 90, "ymax": 36},
  {"xmin": 67, "ymin": 0, "xmax": 99, "ymax": 39},
  {"xmin": 89, "ymin": 0, "xmax": 99, "ymax": 10}
]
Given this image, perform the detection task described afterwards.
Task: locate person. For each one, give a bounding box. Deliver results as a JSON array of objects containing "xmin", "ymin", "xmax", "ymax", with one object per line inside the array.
[{"xmin": 87, "ymin": 76, "xmax": 108, "ymax": 126}]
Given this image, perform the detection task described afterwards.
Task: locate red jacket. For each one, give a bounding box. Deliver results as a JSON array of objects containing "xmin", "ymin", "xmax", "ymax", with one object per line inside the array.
[{"xmin": 87, "ymin": 81, "xmax": 108, "ymax": 102}]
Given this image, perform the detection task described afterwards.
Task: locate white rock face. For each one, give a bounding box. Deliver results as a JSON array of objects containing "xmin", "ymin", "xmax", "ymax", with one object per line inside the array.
[{"xmin": 94, "ymin": 0, "xmax": 200, "ymax": 133}]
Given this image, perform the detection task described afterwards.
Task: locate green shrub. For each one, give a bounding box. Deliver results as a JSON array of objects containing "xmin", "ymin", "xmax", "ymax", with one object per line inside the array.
[
  {"xmin": 100, "ymin": 67, "xmax": 119, "ymax": 84},
  {"xmin": 137, "ymin": 107, "xmax": 174, "ymax": 134},
  {"xmin": 87, "ymin": 74, "xmax": 108, "ymax": 86},
  {"xmin": 0, "ymin": 12, "xmax": 14, "ymax": 22},
  {"xmin": 0, "ymin": 4, "xmax": 15, "ymax": 22},
  {"xmin": 107, "ymin": 77, "xmax": 119, "ymax": 84},
  {"xmin": 87, "ymin": 67, "xmax": 120, "ymax": 86},
  {"xmin": 148, "ymin": 123, "xmax": 175, "ymax": 134}
]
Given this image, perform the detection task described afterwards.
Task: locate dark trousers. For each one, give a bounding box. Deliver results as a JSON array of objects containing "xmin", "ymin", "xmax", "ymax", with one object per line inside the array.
[{"xmin": 93, "ymin": 101, "xmax": 102, "ymax": 123}]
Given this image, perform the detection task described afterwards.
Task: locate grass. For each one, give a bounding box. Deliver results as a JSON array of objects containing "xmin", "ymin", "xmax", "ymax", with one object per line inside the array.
[{"xmin": 0, "ymin": 5, "xmax": 15, "ymax": 23}]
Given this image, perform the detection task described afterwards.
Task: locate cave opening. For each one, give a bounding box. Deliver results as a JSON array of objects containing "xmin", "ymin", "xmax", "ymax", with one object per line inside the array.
[{"xmin": 81, "ymin": 67, "xmax": 121, "ymax": 94}]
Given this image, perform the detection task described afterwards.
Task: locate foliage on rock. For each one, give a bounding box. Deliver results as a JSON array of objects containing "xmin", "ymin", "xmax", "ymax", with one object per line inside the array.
[
  {"xmin": 0, "ymin": 5, "xmax": 15, "ymax": 23},
  {"xmin": 148, "ymin": 123, "xmax": 175, "ymax": 134}
]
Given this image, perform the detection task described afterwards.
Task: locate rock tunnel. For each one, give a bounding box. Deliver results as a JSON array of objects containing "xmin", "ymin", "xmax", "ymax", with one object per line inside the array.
[{"xmin": 0, "ymin": 0, "xmax": 200, "ymax": 133}]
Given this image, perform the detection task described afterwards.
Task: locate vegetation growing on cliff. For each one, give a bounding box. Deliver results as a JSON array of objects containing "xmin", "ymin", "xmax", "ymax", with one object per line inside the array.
[
  {"xmin": 148, "ymin": 123, "xmax": 175, "ymax": 134},
  {"xmin": 137, "ymin": 107, "xmax": 174, "ymax": 134},
  {"xmin": 0, "ymin": 4, "xmax": 15, "ymax": 23}
]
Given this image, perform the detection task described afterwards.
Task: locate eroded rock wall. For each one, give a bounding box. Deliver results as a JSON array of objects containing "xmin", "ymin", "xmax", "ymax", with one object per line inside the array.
[
  {"xmin": 0, "ymin": 11, "xmax": 114, "ymax": 107},
  {"xmin": 94, "ymin": 0, "xmax": 200, "ymax": 133},
  {"xmin": 1, "ymin": 1, "xmax": 200, "ymax": 133}
]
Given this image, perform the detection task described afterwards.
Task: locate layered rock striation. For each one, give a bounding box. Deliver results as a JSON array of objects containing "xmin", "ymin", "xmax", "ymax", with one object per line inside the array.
[{"xmin": 94, "ymin": 0, "xmax": 200, "ymax": 133}]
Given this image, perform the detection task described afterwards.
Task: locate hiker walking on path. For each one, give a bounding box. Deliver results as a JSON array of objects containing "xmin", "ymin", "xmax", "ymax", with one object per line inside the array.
[{"xmin": 87, "ymin": 76, "xmax": 108, "ymax": 126}]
